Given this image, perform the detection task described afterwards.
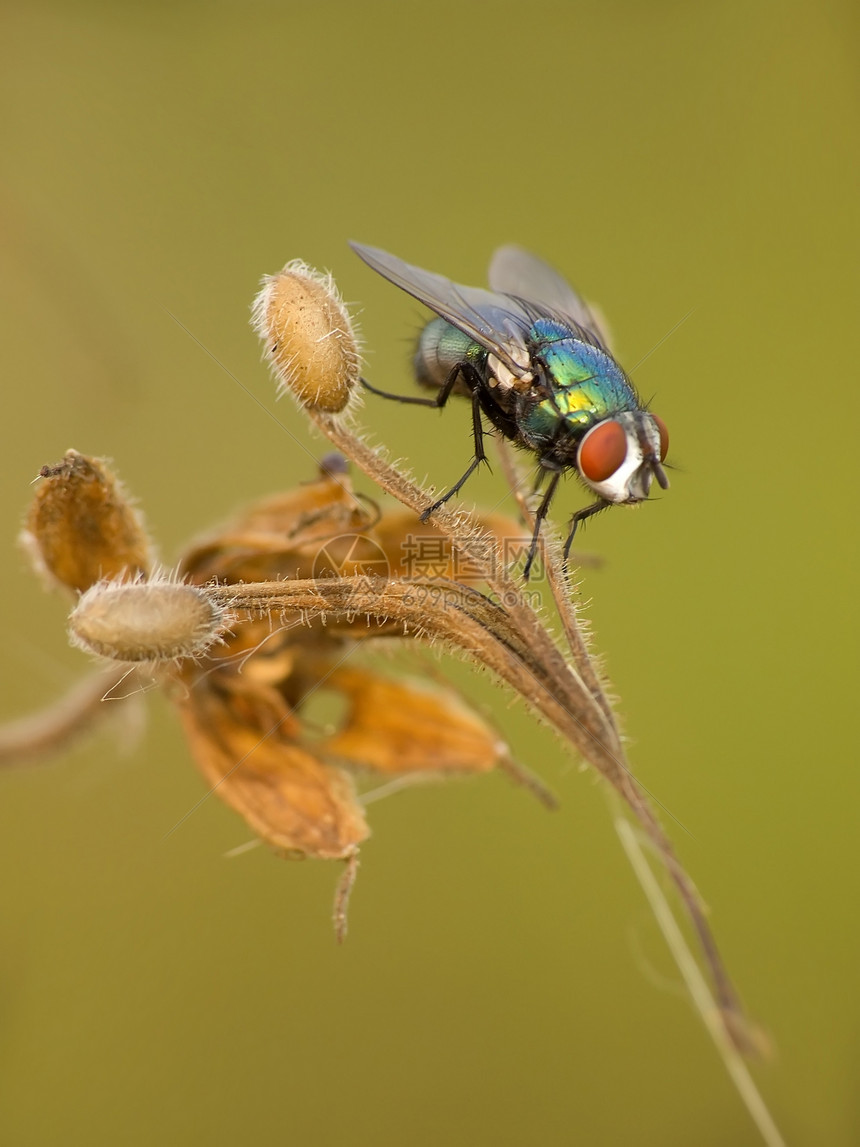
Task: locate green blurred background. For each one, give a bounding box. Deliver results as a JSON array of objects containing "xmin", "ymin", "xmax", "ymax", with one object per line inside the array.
[{"xmin": 1, "ymin": 2, "xmax": 856, "ymax": 1143}]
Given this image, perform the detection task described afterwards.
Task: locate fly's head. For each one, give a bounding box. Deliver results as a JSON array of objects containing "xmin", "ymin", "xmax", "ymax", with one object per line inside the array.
[{"xmin": 577, "ymin": 411, "xmax": 669, "ymax": 504}]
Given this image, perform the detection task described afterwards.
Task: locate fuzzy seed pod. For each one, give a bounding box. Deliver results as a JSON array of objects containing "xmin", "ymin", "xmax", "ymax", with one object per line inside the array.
[
  {"xmin": 69, "ymin": 578, "xmax": 228, "ymax": 663},
  {"xmin": 251, "ymin": 260, "xmax": 360, "ymax": 413},
  {"xmin": 22, "ymin": 451, "xmax": 152, "ymax": 594}
]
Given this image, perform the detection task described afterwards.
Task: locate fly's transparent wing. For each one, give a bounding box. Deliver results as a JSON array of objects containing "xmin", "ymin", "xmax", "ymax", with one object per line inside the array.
[
  {"xmin": 350, "ymin": 242, "xmax": 534, "ymax": 378},
  {"xmin": 488, "ymin": 245, "xmax": 613, "ymax": 351}
]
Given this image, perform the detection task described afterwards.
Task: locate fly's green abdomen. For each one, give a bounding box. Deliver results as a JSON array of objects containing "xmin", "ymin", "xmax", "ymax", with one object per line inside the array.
[{"xmin": 415, "ymin": 318, "xmax": 484, "ymax": 391}]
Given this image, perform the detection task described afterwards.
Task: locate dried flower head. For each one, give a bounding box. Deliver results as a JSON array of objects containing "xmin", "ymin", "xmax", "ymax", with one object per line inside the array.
[
  {"xmin": 5, "ymin": 448, "xmax": 547, "ymax": 938},
  {"xmin": 171, "ymin": 458, "xmax": 552, "ymax": 876}
]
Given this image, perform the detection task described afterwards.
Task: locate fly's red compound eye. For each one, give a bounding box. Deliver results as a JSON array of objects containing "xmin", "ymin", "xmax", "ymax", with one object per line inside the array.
[
  {"xmin": 652, "ymin": 415, "xmax": 669, "ymax": 461},
  {"xmin": 578, "ymin": 420, "xmax": 628, "ymax": 483}
]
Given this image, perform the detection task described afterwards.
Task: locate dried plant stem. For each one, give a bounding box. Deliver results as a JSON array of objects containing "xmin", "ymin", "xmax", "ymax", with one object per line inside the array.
[
  {"xmin": 333, "ymin": 849, "xmax": 360, "ymax": 943},
  {"xmin": 210, "ymin": 577, "xmax": 612, "ymax": 753},
  {"xmin": 495, "ymin": 753, "xmax": 559, "ymax": 811},
  {"xmin": 0, "ymin": 666, "xmax": 134, "ymax": 766},
  {"xmin": 208, "ymin": 571, "xmax": 750, "ymax": 1050},
  {"xmin": 616, "ymin": 815, "xmax": 782, "ymax": 1146}
]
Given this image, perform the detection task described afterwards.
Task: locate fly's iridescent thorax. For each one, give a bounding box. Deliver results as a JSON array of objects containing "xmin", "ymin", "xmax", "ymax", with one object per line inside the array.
[{"xmin": 517, "ymin": 318, "xmax": 640, "ymax": 458}]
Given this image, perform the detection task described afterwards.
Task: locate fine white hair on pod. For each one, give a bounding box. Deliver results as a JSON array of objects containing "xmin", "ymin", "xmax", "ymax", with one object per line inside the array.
[
  {"xmin": 68, "ymin": 574, "xmax": 230, "ymax": 664},
  {"xmin": 251, "ymin": 260, "xmax": 361, "ymax": 413}
]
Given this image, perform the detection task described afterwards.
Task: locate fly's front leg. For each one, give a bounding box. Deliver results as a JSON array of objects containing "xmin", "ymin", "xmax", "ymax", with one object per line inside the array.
[
  {"xmin": 562, "ymin": 499, "xmax": 610, "ymax": 560},
  {"xmin": 522, "ymin": 470, "xmax": 561, "ymax": 580}
]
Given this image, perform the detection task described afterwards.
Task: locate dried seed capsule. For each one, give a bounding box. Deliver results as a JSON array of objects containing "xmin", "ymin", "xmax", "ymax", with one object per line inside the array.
[
  {"xmin": 69, "ymin": 578, "xmax": 228, "ymax": 663},
  {"xmin": 21, "ymin": 450, "xmax": 152, "ymax": 594},
  {"xmin": 251, "ymin": 260, "xmax": 360, "ymax": 413}
]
